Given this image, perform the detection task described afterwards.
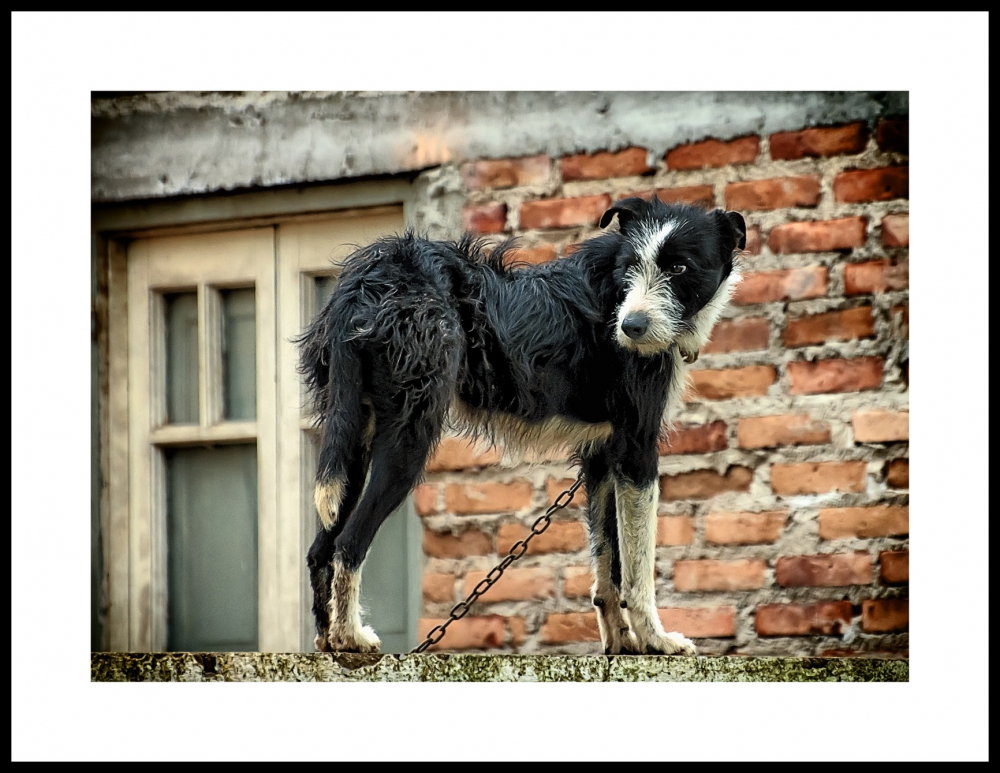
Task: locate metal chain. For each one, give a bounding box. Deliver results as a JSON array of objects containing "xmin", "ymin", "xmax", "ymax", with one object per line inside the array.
[{"xmin": 411, "ymin": 468, "xmax": 585, "ymax": 654}]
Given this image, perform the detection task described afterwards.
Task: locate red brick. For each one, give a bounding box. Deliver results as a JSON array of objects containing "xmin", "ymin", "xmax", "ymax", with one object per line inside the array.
[
  {"xmin": 732, "ymin": 267, "xmax": 827, "ymax": 305},
  {"xmin": 657, "ymin": 607, "xmax": 736, "ymax": 638},
  {"xmin": 461, "ymin": 155, "xmax": 551, "ymax": 190},
  {"xmin": 737, "ymin": 414, "xmax": 831, "ymax": 449},
  {"xmin": 787, "ymin": 357, "xmax": 884, "ymax": 395},
  {"xmin": 875, "ymin": 118, "xmax": 908, "ymax": 154},
  {"xmin": 658, "ymin": 421, "xmax": 728, "ymax": 455},
  {"xmin": 744, "ymin": 225, "xmax": 763, "ymax": 255},
  {"xmin": 844, "ymin": 259, "xmax": 909, "ymax": 295},
  {"xmin": 563, "ymin": 566, "xmax": 594, "ymax": 598},
  {"xmin": 546, "ymin": 477, "xmax": 588, "ymax": 508},
  {"xmin": 852, "ymin": 410, "xmax": 909, "ymax": 443},
  {"xmin": 624, "ymin": 186, "xmax": 717, "ymax": 209},
  {"xmin": 444, "ymin": 481, "xmax": 533, "ymax": 515},
  {"xmin": 422, "ymin": 529, "xmax": 493, "ymax": 559},
  {"xmin": 509, "ymin": 616, "xmax": 527, "ymax": 646},
  {"xmin": 414, "ymin": 484, "xmax": 438, "ymax": 516},
  {"xmin": 426, "ymin": 437, "xmax": 501, "ymax": 472},
  {"xmin": 416, "ymin": 615, "xmax": 506, "ymax": 651},
  {"xmin": 705, "ymin": 511, "xmax": 787, "ymax": 545},
  {"xmin": 674, "ymin": 559, "xmax": 767, "ymax": 591},
  {"xmin": 770, "ymin": 461, "xmax": 867, "ymax": 496},
  {"xmin": 462, "ymin": 202, "xmax": 507, "ymax": 234},
  {"xmin": 506, "ymin": 244, "xmax": 557, "ymax": 266},
  {"xmin": 702, "ymin": 317, "xmax": 770, "ymax": 353},
  {"xmin": 834, "ymin": 167, "xmax": 909, "ymax": 203},
  {"xmin": 776, "ymin": 552, "xmax": 872, "ymax": 587},
  {"xmin": 818, "ymin": 506, "xmax": 909, "ymax": 539},
  {"xmin": 725, "ymin": 176, "xmax": 820, "ymax": 211},
  {"xmin": 666, "ymin": 135, "xmax": 760, "ymax": 170},
  {"xmin": 541, "ymin": 612, "xmax": 600, "ymax": 643},
  {"xmin": 462, "ymin": 567, "xmax": 555, "ymax": 602},
  {"xmin": 783, "ymin": 306, "xmax": 875, "ymax": 347},
  {"xmin": 862, "ymin": 598, "xmax": 908, "ymax": 632},
  {"xmin": 881, "ymin": 214, "xmax": 909, "ymax": 247},
  {"xmin": 422, "ymin": 573, "xmax": 456, "ymax": 603},
  {"xmin": 768, "ymin": 217, "xmax": 867, "ymax": 253},
  {"xmin": 519, "ymin": 194, "xmax": 612, "ymax": 230},
  {"xmin": 755, "ymin": 601, "xmax": 853, "ymax": 636},
  {"xmin": 497, "ymin": 521, "xmax": 588, "ymax": 555},
  {"xmin": 769, "ymin": 122, "xmax": 869, "ymax": 160},
  {"xmin": 656, "ymin": 516, "xmax": 695, "ymax": 546},
  {"xmin": 688, "ymin": 366, "xmax": 777, "ymax": 400},
  {"xmin": 885, "ymin": 459, "xmax": 909, "ymax": 489},
  {"xmin": 880, "ymin": 551, "xmax": 909, "ymax": 584},
  {"xmin": 660, "ymin": 466, "xmax": 753, "ymax": 501},
  {"xmin": 561, "ymin": 147, "xmax": 650, "ymax": 181}
]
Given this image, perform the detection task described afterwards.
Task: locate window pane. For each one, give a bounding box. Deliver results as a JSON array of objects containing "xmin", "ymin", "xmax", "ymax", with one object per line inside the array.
[
  {"xmin": 221, "ymin": 288, "xmax": 257, "ymax": 420},
  {"xmin": 167, "ymin": 444, "xmax": 258, "ymax": 651},
  {"xmin": 164, "ymin": 292, "xmax": 199, "ymax": 424},
  {"xmin": 315, "ymin": 275, "xmax": 337, "ymax": 315}
]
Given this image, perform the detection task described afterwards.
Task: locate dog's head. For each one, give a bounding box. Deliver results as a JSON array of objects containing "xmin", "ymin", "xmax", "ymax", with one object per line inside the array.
[{"xmin": 600, "ymin": 196, "xmax": 745, "ymax": 357}]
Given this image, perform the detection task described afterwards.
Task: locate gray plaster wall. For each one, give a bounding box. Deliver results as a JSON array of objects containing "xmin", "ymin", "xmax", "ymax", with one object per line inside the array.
[{"xmin": 91, "ymin": 91, "xmax": 907, "ymax": 203}]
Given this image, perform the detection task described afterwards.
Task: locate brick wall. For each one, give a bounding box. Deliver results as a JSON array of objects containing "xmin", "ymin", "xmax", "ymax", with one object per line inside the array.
[{"xmin": 418, "ymin": 118, "xmax": 909, "ymax": 657}]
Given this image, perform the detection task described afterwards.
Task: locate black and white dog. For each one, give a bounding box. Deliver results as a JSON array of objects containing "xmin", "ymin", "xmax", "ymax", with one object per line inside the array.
[{"xmin": 299, "ymin": 196, "xmax": 745, "ymax": 655}]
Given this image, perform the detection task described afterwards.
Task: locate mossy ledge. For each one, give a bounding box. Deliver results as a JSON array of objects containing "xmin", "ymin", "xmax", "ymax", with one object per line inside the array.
[{"xmin": 91, "ymin": 653, "xmax": 908, "ymax": 682}]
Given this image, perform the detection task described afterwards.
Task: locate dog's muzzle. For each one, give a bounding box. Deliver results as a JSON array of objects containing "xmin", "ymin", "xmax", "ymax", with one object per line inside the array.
[{"xmin": 621, "ymin": 311, "xmax": 650, "ymax": 340}]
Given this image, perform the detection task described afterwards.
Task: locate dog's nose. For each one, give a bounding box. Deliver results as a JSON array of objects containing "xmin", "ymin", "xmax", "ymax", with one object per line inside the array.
[{"xmin": 621, "ymin": 312, "xmax": 650, "ymax": 339}]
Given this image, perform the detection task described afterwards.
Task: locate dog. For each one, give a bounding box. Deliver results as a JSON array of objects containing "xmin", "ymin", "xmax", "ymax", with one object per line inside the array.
[{"xmin": 298, "ymin": 196, "xmax": 745, "ymax": 655}]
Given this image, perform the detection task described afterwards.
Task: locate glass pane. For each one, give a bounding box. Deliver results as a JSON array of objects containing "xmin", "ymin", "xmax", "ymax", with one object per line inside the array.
[
  {"xmin": 167, "ymin": 444, "xmax": 258, "ymax": 651},
  {"xmin": 164, "ymin": 292, "xmax": 199, "ymax": 424},
  {"xmin": 221, "ymin": 288, "xmax": 256, "ymax": 421},
  {"xmin": 315, "ymin": 275, "xmax": 337, "ymax": 315}
]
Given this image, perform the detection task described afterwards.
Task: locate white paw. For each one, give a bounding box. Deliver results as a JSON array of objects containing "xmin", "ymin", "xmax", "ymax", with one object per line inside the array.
[
  {"xmin": 327, "ymin": 624, "xmax": 382, "ymax": 653},
  {"xmin": 355, "ymin": 625, "xmax": 381, "ymax": 654},
  {"xmin": 653, "ymin": 631, "xmax": 697, "ymax": 656}
]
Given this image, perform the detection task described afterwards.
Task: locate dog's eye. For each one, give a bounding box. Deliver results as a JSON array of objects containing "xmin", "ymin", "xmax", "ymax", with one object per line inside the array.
[{"xmin": 668, "ymin": 264, "xmax": 687, "ymax": 276}]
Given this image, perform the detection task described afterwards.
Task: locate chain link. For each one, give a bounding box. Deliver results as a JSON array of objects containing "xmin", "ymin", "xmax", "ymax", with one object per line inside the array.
[{"xmin": 411, "ymin": 468, "xmax": 585, "ymax": 654}]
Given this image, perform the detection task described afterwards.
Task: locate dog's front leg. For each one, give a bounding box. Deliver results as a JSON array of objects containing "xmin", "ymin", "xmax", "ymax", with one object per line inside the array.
[{"xmin": 615, "ymin": 477, "xmax": 697, "ymax": 656}]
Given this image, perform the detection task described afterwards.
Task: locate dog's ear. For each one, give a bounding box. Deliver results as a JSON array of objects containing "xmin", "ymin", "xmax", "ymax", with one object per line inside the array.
[
  {"xmin": 715, "ymin": 209, "xmax": 747, "ymax": 252},
  {"xmin": 600, "ymin": 197, "xmax": 648, "ymax": 230}
]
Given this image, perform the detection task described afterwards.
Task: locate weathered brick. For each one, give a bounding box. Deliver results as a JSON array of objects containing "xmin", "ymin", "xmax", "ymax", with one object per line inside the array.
[
  {"xmin": 660, "ymin": 466, "xmax": 753, "ymax": 501},
  {"xmin": 422, "ymin": 529, "xmax": 493, "ymax": 559},
  {"xmin": 818, "ymin": 506, "xmax": 909, "ymax": 539},
  {"xmin": 620, "ymin": 186, "xmax": 716, "ymax": 209},
  {"xmin": 725, "ymin": 176, "xmax": 821, "ymax": 211},
  {"xmin": 541, "ymin": 612, "xmax": 600, "ymax": 643},
  {"xmin": 732, "ymin": 267, "xmax": 827, "ymax": 305},
  {"xmin": 769, "ymin": 122, "xmax": 869, "ymax": 160},
  {"xmin": 892, "ymin": 305, "xmax": 909, "ymax": 338},
  {"xmin": 853, "ymin": 410, "xmax": 909, "ymax": 443},
  {"xmin": 885, "ymin": 459, "xmax": 909, "ymax": 489},
  {"xmin": 776, "ymin": 553, "xmax": 872, "ymax": 587},
  {"xmin": 422, "ymin": 573, "xmax": 456, "ymax": 603},
  {"xmin": 875, "ymin": 118, "xmax": 909, "ymax": 154},
  {"xmin": 657, "ymin": 607, "xmax": 736, "ymax": 638},
  {"xmin": 665, "ymin": 135, "xmax": 760, "ymax": 170},
  {"xmin": 755, "ymin": 601, "xmax": 853, "ymax": 636},
  {"xmin": 881, "ymin": 214, "xmax": 909, "ymax": 247},
  {"xmin": 702, "ymin": 317, "xmax": 770, "ymax": 354},
  {"xmin": 462, "ymin": 567, "xmax": 555, "ymax": 602},
  {"xmin": 787, "ymin": 357, "xmax": 884, "ymax": 395},
  {"xmin": 844, "ymin": 259, "xmax": 909, "ymax": 295},
  {"xmin": 414, "ymin": 484, "xmax": 439, "ymax": 516},
  {"xmin": 461, "ymin": 155, "xmax": 551, "ymax": 190},
  {"xmin": 862, "ymin": 598, "xmax": 908, "ymax": 632},
  {"xmin": 880, "ymin": 551, "xmax": 909, "ymax": 584},
  {"xmin": 770, "ymin": 461, "xmax": 867, "ymax": 495},
  {"xmin": 737, "ymin": 414, "xmax": 831, "ymax": 449},
  {"xmin": 426, "ymin": 437, "xmax": 501, "ymax": 472},
  {"xmin": 783, "ymin": 306, "xmax": 875, "ymax": 347},
  {"xmin": 688, "ymin": 366, "xmax": 777, "ymax": 400},
  {"xmin": 444, "ymin": 481, "xmax": 533, "ymax": 515},
  {"xmin": 508, "ymin": 244, "xmax": 557, "ymax": 265},
  {"xmin": 417, "ymin": 615, "xmax": 506, "ymax": 651},
  {"xmin": 497, "ymin": 521, "xmax": 588, "ymax": 555},
  {"xmin": 563, "ymin": 566, "xmax": 594, "ymax": 598},
  {"xmin": 509, "ymin": 616, "xmax": 527, "ymax": 646},
  {"xmin": 658, "ymin": 421, "xmax": 728, "ymax": 455},
  {"xmin": 744, "ymin": 225, "xmax": 763, "ymax": 255},
  {"xmin": 561, "ymin": 147, "xmax": 650, "ymax": 181},
  {"xmin": 462, "ymin": 202, "xmax": 507, "ymax": 234},
  {"xmin": 834, "ymin": 167, "xmax": 909, "ymax": 203},
  {"xmin": 546, "ymin": 477, "xmax": 588, "ymax": 508},
  {"xmin": 656, "ymin": 516, "xmax": 695, "ymax": 546},
  {"xmin": 519, "ymin": 194, "xmax": 611, "ymax": 230},
  {"xmin": 674, "ymin": 559, "xmax": 767, "ymax": 591},
  {"xmin": 705, "ymin": 511, "xmax": 787, "ymax": 545},
  {"xmin": 768, "ymin": 217, "xmax": 867, "ymax": 253}
]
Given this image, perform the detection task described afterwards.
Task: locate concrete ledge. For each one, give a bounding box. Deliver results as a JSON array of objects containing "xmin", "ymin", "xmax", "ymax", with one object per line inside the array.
[{"xmin": 91, "ymin": 653, "xmax": 907, "ymax": 682}]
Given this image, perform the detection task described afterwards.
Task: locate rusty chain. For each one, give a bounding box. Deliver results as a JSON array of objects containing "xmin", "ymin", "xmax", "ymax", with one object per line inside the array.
[{"xmin": 411, "ymin": 468, "xmax": 585, "ymax": 654}]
